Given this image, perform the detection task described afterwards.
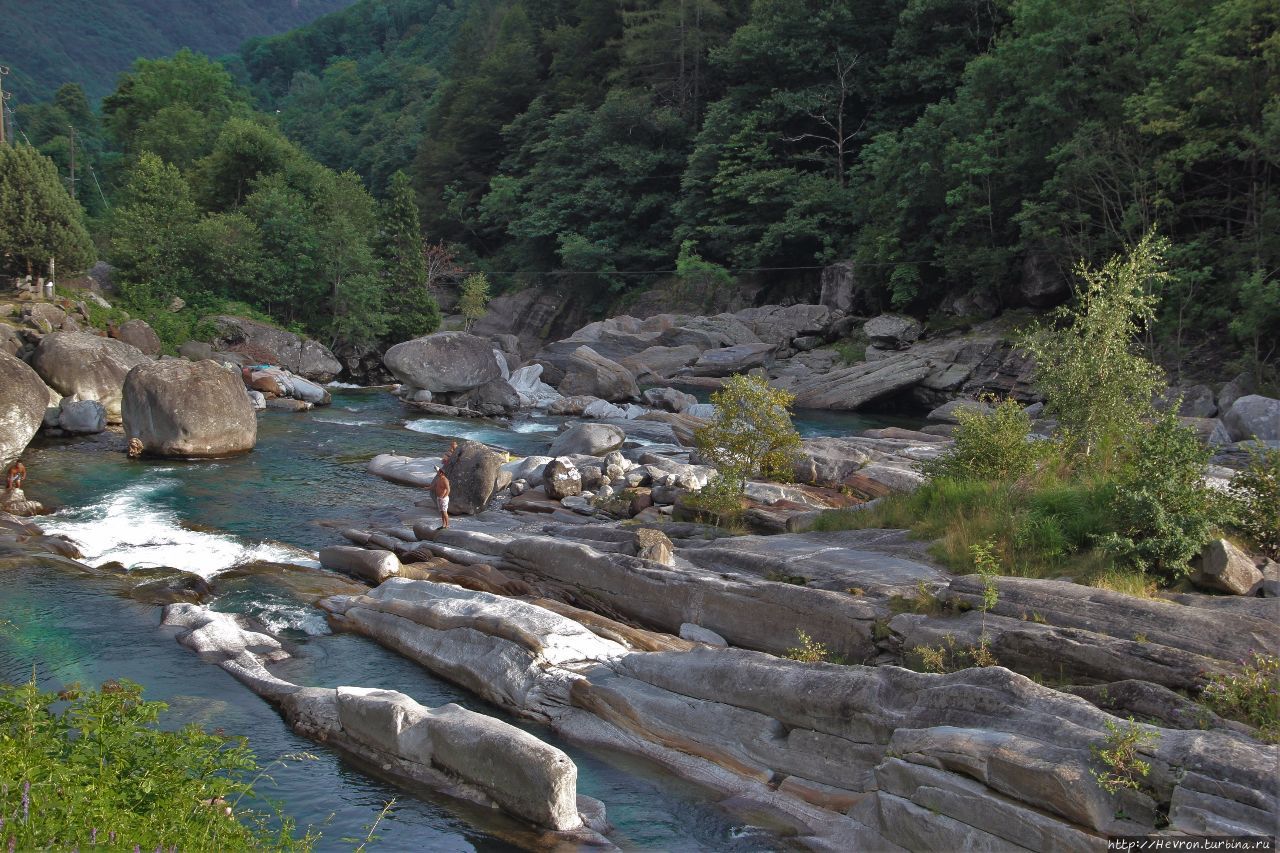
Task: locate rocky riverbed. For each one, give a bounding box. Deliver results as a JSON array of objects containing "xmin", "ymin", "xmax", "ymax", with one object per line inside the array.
[{"xmin": 2, "ymin": 289, "xmax": 1279, "ymax": 849}]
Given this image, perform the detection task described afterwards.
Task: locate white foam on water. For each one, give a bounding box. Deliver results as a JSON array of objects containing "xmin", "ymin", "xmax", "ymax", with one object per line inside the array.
[
  {"xmin": 240, "ymin": 600, "xmax": 330, "ymax": 636},
  {"xmin": 42, "ymin": 476, "xmax": 318, "ymax": 579},
  {"xmin": 325, "ymin": 381, "xmax": 364, "ymax": 389},
  {"xmin": 509, "ymin": 421, "xmax": 557, "ymax": 434},
  {"xmin": 405, "ymin": 418, "xmax": 512, "ymax": 444},
  {"xmin": 312, "ymin": 417, "xmax": 380, "ymax": 428}
]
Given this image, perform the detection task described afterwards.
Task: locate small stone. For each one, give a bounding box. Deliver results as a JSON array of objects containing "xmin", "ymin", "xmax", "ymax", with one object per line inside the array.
[{"xmin": 679, "ymin": 623, "xmax": 728, "ymax": 647}]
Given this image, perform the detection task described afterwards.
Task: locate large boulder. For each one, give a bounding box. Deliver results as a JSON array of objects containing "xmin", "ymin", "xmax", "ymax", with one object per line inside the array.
[
  {"xmin": 122, "ymin": 360, "xmax": 257, "ymax": 458},
  {"xmin": 643, "ymin": 387, "xmax": 698, "ymax": 413},
  {"xmin": 452, "ymin": 377, "xmax": 521, "ymax": 416},
  {"xmin": 549, "ymin": 423, "xmax": 626, "ymax": 457},
  {"xmin": 557, "ymin": 346, "xmax": 640, "ymax": 402},
  {"xmin": 30, "ymin": 332, "xmax": 151, "ymax": 424},
  {"xmin": 1223, "ymin": 395, "xmax": 1280, "ymax": 442},
  {"xmin": 0, "ymin": 352, "xmax": 48, "ymax": 467},
  {"xmin": 863, "ymin": 314, "xmax": 922, "ymax": 350},
  {"xmin": 688, "ymin": 342, "xmax": 775, "ymax": 377},
  {"xmin": 211, "ymin": 316, "xmax": 342, "ymax": 382},
  {"xmin": 57, "ymin": 399, "xmax": 107, "ymax": 435},
  {"xmin": 1192, "ymin": 539, "xmax": 1263, "ymax": 595},
  {"xmin": 110, "ymin": 319, "xmax": 162, "ymax": 356},
  {"xmin": 384, "ymin": 332, "xmax": 503, "ymax": 393},
  {"xmin": 440, "ymin": 440, "xmax": 506, "ymax": 515}
]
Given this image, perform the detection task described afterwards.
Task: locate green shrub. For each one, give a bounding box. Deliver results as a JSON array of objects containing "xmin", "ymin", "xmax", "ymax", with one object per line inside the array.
[
  {"xmin": 1090, "ymin": 717, "xmax": 1160, "ymax": 795},
  {"xmin": 784, "ymin": 630, "xmax": 835, "ymax": 663},
  {"xmin": 1201, "ymin": 652, "xmax": 1280, "ymax": 743},
  {"xmin": 922, "ymin": 397, "xmax": 1046, "ymax": 482},
  {"xmin": 1018, "ymin": 231, "xmax": 1168, "ymax": 460},
  {"xmin": 1097, "ymin": 410, "xmax": 1222, "ymax": 581},
  {"xmin": 693, "ymin": 374, "xmax": 803, "ymax": 493},
  {"xmin": 1228, "ymin": 446, "xmax": 1280, "ymax": 560},
  {"xmin": 0, "ymin": 678, "xmax": 314, "ymax": 851}
]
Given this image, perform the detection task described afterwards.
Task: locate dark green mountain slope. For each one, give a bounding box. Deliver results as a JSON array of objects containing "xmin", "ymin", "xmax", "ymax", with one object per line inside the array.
[
  {"xmin": 0, "ymin": 0, "xmax": 356, "ymax": 101},
  {"xmin": 238, "ymin": 0, "xmax": 466, "ymax": 196}
]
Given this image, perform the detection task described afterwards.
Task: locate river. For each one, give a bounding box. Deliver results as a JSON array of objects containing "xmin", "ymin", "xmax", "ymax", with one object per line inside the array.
[{"xmin": 2, "ymin": 390, "xmax": 896, "ymax": 851}]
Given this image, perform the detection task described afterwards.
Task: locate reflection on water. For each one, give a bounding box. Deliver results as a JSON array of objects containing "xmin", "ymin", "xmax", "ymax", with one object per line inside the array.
[{"xmin": 9, "ymin": 389, "xmax": 793, "ymax": 851}]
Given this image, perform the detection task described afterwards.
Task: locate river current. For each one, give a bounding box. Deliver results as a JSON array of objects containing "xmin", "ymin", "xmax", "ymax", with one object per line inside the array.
[{"xmin": 2, "ymin": 389, "xmax": 895, "ymax": 851}]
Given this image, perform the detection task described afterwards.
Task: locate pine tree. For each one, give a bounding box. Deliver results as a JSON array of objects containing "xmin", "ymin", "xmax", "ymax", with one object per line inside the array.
[
  {"xmin": 377, "ymin": 171, "xmax": 442, "ymax": 342},
  {"xmin": 0, "ymin": 143, "xmax": 96, "ymax": 277}
]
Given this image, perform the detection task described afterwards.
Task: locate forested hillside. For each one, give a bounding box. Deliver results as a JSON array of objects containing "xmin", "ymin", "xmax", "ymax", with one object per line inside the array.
[
  {"xmin": 241, "ymin": 0, "xmax": 1278, "ymax": 372},
  {"xmin": 0, "ymin": 0, "xmax": 356, "ymax": 101}
]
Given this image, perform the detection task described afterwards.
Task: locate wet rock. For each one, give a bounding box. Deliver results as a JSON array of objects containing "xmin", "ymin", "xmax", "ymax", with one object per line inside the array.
[
  {"xmin": 557, "ymin": 346, "xmax": 640, "ymax": 402},
  {"xmin": 1192, "ymin": 539, "xmax": 1263, "ymax": 595},
  {"xmin": 122, "ymin": 360, "xmax": 257, "ymax": 458},
  {"xmin": 319, "ymin": 546, "xmax": 401, "ymax": 583},
  {"xmin": 384, "ymin": 332, "xmax": 503, "ymax": 393},
  {"xmin": 57, "ymin": 398, "xmax": 106, "ymax": 435},
  {"xmin": 543, "ymin": 458, "xmax": 583, "ymax": 501},
  {"xmin": 0, "ymin": 351, "xmax": 49, "ymax": 466},
  {"xmin": 110, "ymin": 319, "xmax": 162, "ymax": 356},
  {"xmin": 549, "ymin": 423, "xmax": 625, "ymax": 457},
  {"xmin": 0, "ymin": 488, "xmax": 43, "ymax": 517},
  {"xmin": 441, "ymin": 440, "xmax": 507, "ymax": 515},
  {"xmin": 31, "ymin": 332, "xmax": 151, "ymax": 424}
]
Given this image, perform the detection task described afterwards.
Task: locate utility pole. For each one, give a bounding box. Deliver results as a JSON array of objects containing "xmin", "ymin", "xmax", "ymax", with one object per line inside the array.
[{"xmin": 0, "ymin": 65, "xmax": 10, "ymax": 146}]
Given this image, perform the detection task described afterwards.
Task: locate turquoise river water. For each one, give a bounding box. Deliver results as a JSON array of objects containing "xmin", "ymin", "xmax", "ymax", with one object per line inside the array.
[{"xmin": 2, "ymin": 390, "xmax": 896, "ymax": 851}]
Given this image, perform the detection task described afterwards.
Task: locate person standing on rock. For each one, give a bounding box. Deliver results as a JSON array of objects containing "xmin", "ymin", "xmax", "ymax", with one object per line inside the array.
[
  {"xmin": 431, "ymin": 467, "xmax": 451, "ymax": 529},
  {"xmin": 6, "ymin": 460, "xmax": 26, "ymax": 491}
]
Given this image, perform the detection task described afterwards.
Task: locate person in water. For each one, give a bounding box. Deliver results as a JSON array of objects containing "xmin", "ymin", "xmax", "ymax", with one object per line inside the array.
[
  {"xmin": 6, "ymin": 460, "xmax": 26, "ymax": 491},
  {"xmin": 431, "ymin": 466, "xmax": 451, "ymax": 529}
]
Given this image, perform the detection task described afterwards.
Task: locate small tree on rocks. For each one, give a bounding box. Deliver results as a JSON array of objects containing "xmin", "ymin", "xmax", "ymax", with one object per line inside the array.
[
  {"xmin": 458, "ymin": 272, "xmax": 491, "ymax": 331},
  {"xmin": 694, "ymin": 374, "xmax": 803, "ymax": 496}
]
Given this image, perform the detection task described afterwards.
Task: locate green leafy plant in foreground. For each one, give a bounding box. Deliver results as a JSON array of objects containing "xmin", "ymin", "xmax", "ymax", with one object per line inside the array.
[
  {"xmin": 0, "ymin": 678, "xmax": 315, "ymax": 851},
  {"xmin": 1201, "ymin": 652, "xmax": 1280, "ymax": 744},
  {"xmin": 1090, "ymin": 717, "xmax": 1160, "ymax": 795},
  {"xmin": 1228, "ymin": 445, "xmax": 1280, "ymax": 560}
]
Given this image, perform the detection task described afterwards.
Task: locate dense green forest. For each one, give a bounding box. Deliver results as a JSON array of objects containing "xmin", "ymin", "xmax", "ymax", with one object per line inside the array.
[
  {"xmin": 240, "ymin": 0, "xmax": 1278, "ymax": 373},
  {"xmin": 5, "ymin": 51, "xmax": 442, "ymax": 352},
  {"xmin": 3, "ymin": 0, "xmax": 1276, "ymax": 375},
  {"xmin": 0, "ymin": 0, "xmax": 356, "ymax": 101}
]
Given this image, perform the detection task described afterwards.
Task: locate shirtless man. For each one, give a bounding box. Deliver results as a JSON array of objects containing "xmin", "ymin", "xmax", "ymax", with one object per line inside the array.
[
  {"xmin": 6, "ymin": 460, "xmax": 26, "ymax": 491},
  {"xmin": 431, "ymin": 466, "xmax": 451, "ymax": 529}
]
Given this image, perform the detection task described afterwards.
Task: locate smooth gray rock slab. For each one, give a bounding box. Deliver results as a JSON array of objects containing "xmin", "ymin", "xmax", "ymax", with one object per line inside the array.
[{"xmin": 549, "ymin": 423, "xmax": 625, "ymax": 457}]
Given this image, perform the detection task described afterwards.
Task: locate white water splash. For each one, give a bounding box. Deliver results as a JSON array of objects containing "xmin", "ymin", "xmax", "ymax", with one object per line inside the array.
[
  {"xmin": 324, "ymin": 381, "xmax": 365, "ymax": 389},
  {"xmin": 42, "ymin": 476, "xmax": 318, "ymax": 579},
  {"xmin": 509, "ymin": 421, "xmax": 557, "ymax": 434}
]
